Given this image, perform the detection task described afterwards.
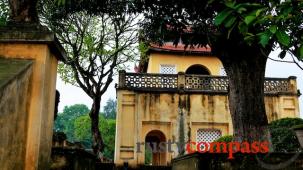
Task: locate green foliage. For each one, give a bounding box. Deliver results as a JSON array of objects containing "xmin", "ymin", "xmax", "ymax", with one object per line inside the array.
[
  {"xmin": 214, "ymin": 119, "xmax": 303, "ymax": 153},
  {"xmin": 269, "ymin": 117, "xmax": 303, "ymax": 152},
  {"xmin": 54, "ymin": 104, "xmax": 89, "ymax": 141},
  {"xmin": 74, "ymin": 115, "xmax": 116, "ymax": 159},
  {"xmin": 41, "ymin": 2, "xmax": 138, "ymax": 154},
  {"xmin": 138, "ymin": 41, "xmax": 149, "ymax": 62},
  {"xmin": 62, "ymin": 104, "xmax": 90, "ymax": 117},
  {"xmin": 214, "ymin": 135, "xmax": 233, "ymax": 143},
  {"xmin": 41, "ymin": 3, "xmax": 138, "ymax": 88},
  {"xmin": 215, "ymin": 0, "xmax": 303, "ymax": 59},
  {"xmin": 102, "ymin": 98, "xmax": 117, "ymax": 119},
  {"xmin": 213, "ymin": 135, "xmax": 233, "ymax": 152},
  {"xmin": 293, "ymin": 124, "xmax": 303, "ymax": 130},
  {"xmin": 214, "ymin": 9, "xmax": 233, "ymax": 26},
  {"xmin": 0, "ymin": 0, "xmax": 9, "ymax": 26},
  {"xmin": 144, "ymin": 146, "xmax": 152, "ymax": 165},
  {"xmin": 51, "ymin": 0, "xmax": 303, "ymax": 63},
  {"xmin": 54, "ymin": 103, "xmax": 116, "ymax": 159},
  {"xmin": 275, "ymin": 29, "xmax": 290, "ymax": 47}
]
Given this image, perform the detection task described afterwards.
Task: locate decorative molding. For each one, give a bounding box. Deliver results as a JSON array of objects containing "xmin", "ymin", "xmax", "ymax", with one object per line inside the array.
[{"xmin": 142, "ymin": 121, "xmax": 172, "ymax": 125}]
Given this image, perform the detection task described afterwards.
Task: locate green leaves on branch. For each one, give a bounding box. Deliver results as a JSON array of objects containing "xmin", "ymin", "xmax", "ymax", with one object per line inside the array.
[
  {"xmin": 259, "ymin": 31, "xmax": 271, "ymax": 48},
  {"xmin": 214, "ymin": 9, "xmax": 233, "ymax": 26},
  {"xmin": 214, "ymin": 1, "xmax": 266, "ymax": 43},
  {"xmin": 258, "ymin": 28, "xmax": 290, "ymax": 49},
  {"xmin": 244, "ymin": 15, "xmax": 256, "ymax": 25},
  {"xmin": 275, "ymin": 29, "xmax": 290, "ymax": 47},
  {"xmin": 214, "ymin": 0, "xmax": 303, "ymax": 62},
  {"xmin": 269, "ymin": 25, "xmax": 277, "ymax": 34},
  {"xmin": 0, "ymin": 0, "xmax": 9, "ymax": 26}
]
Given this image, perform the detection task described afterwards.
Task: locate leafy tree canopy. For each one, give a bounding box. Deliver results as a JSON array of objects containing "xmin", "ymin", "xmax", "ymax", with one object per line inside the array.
[
  {"xmin": 54, "ymin": 0, "xmax": 303, "ymax": 61},
  {"xmin": 54, "ymin": 104, "xmax": 89, "ymax": 140},
  {"xmin": 74, "ymin": 115, "xmax": 116, "ymax": 159},
  {"xmin": 102, "ymin": 98, "xmax": 117, "ymax": 119},
  {"xmin": 41, "ymin": 0, "xmax": 138, "ymax": 155},
  {"xmin": 135, "ymin": 0, "xmax": 303, "ymax": 61},
  {"xmin": 0, "ymin": 0, "xmax": 9, "ymax": 26},
  {"xmin": 61, "ymin": 104, "xmax": 90, "ymax": 118}
]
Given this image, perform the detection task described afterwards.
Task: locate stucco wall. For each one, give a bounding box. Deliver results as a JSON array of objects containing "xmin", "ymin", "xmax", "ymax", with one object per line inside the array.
[
  {"xmin": 147, "ymin": 53, "xmax": 223, "ymax": 75},
  {"xmin": 0, "ymin": 43, "xmax": 59, "ymax": 170},
  {"xmin": 115, "ymin": 90, "xmax": 300, "ymax": 167},
  {"xmin": 0, "ymin": 63, "xmax": 32, "ymax": 169}
]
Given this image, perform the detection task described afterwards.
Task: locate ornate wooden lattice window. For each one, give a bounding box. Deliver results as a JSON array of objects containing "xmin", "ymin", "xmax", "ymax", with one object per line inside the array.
[{"xmin": 160, "ymin": 64, "xmax": 176, "ymax": 74}]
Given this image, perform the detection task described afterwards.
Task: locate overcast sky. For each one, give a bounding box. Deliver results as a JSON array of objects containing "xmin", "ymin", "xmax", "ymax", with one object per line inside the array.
[{"xmin": 56, "ymin": 50, "xmax": 302, "ymax": 117}]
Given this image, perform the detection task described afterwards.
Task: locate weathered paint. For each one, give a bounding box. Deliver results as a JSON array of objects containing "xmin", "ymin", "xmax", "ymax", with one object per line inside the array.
[
  {"xmin": 115, "ymin": 40, "xmax": 300, "ymax": 168},
  {"xmin": 0, "ymin": 60, "xmax": 32, "ymax": 170},
  {"xmin": 0, "ymin": 42, "xmax": 59, "ymax": 170},
  {"xmin": 115, "ymin": 90, "xmax": 300, "ymax": 167}
]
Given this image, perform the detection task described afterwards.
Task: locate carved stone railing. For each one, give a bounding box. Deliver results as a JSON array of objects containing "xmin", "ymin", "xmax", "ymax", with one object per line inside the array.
[
  {"xmin": 119, "ymin": 71, "xmax": 178, "ymax": 91},
  {"xmin": 118, "ymin": 70, "xmax": 297, "ymax": 95},
  {"xmin": 185, "ymin": 75, "xmax": 228, "ymax": 92},
  {"xmin": 264, "ymin": 78, "xmax": 293, "ymax": 93}
]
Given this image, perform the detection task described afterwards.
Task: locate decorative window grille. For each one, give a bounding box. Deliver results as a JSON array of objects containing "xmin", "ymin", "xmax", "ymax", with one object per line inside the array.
[
  {"xmin": 160, "ymin": 64, "xmax": 176, "ymax": 74},
  {"xmin": 196, "ymin": 129, "xmax": 222, "ymax": 143},
  {"xmin": 220, "ymin": 67, "xmax": 227, "ymax": 76}
]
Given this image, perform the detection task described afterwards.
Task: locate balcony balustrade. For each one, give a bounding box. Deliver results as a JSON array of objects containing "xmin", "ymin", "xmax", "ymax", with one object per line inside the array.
[{"xmin": 117, "ymin": 70, "xmax": 298, "ymax": 95}]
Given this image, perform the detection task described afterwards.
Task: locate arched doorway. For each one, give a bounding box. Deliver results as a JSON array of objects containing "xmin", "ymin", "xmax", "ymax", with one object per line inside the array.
[
  {"xmin": 145, "ymin": 130, "xmax": 167, "ymax": 166},
  {"xmin": 185, "ymin": 64, "xmax": 210, "ymax": 75}
]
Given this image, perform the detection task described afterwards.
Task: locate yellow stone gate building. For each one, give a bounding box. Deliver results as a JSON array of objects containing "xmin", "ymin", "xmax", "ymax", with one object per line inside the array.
[{"xmin": 114, "ymin": 43, "xmax": 300, "ymax": 167}]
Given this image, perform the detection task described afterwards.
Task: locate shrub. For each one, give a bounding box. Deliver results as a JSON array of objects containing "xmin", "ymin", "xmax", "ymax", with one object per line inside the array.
[
  {"xmin": 215, "ymin": 135, "xmax": 233, "ymax": 143},
  {"xmin": 212, "ymin": 135, "xmax": 233, "ymax": 152},
  {"xmin": 269, "ymin": 117, "xmax": 303, "ymax": 152},
  {"xmin": 292, "ymin": 124, "xmax": 303, "ymax": 130}
]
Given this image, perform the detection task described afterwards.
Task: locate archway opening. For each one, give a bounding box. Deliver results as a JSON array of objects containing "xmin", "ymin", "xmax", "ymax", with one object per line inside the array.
[
  {"xmin": 185, "ymin": 64, "xmax": 210, "ymax": 75},
  {"xmin": 145, "ymin": 130, "xmax": 167, "ymax": 166}
]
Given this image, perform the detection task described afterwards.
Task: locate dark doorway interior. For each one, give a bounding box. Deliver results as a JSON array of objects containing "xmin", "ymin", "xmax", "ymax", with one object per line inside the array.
[
  {"xmin": 185, "ymin": 64, "xmax": 210, "ymax": 75},
  {"xmin": 145, "ymin": 130, "xmax": 167, "ymax": 166}
]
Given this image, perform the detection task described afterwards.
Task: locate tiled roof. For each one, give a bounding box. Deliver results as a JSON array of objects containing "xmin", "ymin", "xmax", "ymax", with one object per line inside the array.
[{"xmin": 149, "ymin": 42, "xmax": 211, "ymax": 54}]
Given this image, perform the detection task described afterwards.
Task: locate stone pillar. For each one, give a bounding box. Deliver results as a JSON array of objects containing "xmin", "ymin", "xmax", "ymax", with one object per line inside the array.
[
  {"xmin": 288, "ymin": 76, "xmax": 298, "ymax": 94},
  {"xmin": 118, "ymin": 70, "xmax": 126, "ymax": 88},
  {"xmin": 178, "ymin": 72, "xmax": 185, "ymax": 91},
  {"xmin": 0, "ymin": 24, "xmax": 66, "ymax": 170},
  {"xmin": 287, "ymin": 76, "xmax": 301, "ymax": 117}
]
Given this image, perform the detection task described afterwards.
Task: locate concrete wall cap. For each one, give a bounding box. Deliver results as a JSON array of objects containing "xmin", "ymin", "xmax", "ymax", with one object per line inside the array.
[{"xmin": 0, "ymin": 24, "xmax": 67, "ymax": 62}]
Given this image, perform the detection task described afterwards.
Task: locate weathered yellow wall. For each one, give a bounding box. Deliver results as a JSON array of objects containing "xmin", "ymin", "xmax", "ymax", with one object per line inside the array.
[
  {"xmin": 0, "ymin": 63, "xmax": 32, "ymax": 170},
  {"xmin": 114, "ymin": 90, "xmax": 300, "ymax": 167},
  {"xmin": 265, "ymin": 96, "xmax": 300, "ymax": 122},
  {"xmin": 147, "ymin": 53, "xmax": 223, "ymax": 75},
  {"xmin": 0, "ymin": 43, "xmax": 58, "ymax": 170}
]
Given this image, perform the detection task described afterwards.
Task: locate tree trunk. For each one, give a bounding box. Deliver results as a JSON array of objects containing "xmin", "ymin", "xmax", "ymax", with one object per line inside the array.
[
  {"xmin": 219, "ymin": 45, "xmax": 271, "ymax": 143},
  {"xmin": 8, "ymin": 0, "xmax": 38, "ymax": 23},
  {"xmin": 89, "ymin": 97, "xmax": 105, "ymax": 158}
]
